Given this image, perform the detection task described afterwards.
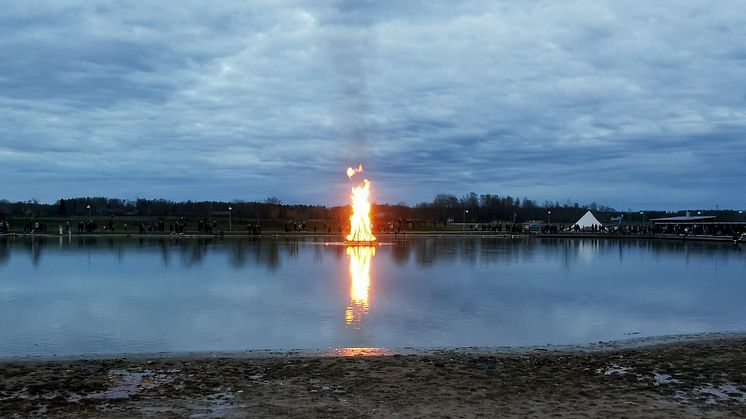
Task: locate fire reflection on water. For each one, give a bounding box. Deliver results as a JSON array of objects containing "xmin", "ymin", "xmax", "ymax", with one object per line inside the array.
[
  {"xmin": 345, "ymin": 245, "xmax": 375, "ymax": 326},
  {"xmin": 326, "ymin": 347, "xmax": 392, "ymax": 357}
]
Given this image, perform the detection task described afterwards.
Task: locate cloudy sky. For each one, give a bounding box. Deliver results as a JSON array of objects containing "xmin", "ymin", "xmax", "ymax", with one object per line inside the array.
[{"xmin": 1, "ymin": 1, "xmax": 744, "ymax": 210}]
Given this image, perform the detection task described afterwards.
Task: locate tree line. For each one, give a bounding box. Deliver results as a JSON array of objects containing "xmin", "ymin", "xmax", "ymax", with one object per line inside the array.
[{"xmin": 0, "ymin": 195, "xmax": 741, "ymax": 225}]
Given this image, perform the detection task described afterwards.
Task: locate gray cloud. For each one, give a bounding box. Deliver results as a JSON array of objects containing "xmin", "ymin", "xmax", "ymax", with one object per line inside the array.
[{"xmin": 0, "ymin": 0, "xmax": 744, "ymax": 209}]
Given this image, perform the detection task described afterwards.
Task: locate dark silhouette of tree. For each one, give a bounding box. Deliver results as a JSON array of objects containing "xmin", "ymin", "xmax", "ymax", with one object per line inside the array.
[
  {"xmin": 3, "ymin": 194, "xmax": 739, "ymax": 226},
  {"xmin": 58, "ymin": 199, "xmax": 68, "ymax": 216}
]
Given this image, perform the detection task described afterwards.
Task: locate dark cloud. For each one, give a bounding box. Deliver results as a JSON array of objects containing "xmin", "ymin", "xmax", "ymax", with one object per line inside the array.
[{"xmin": 0, "ymin": 0, "xmax": 744, "ymax": 210}]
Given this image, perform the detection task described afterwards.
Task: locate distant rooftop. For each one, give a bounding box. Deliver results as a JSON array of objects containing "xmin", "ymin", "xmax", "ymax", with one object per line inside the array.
[{"xmin": 650, "ymin": 215, "xmax": 716, "ymax": 222}]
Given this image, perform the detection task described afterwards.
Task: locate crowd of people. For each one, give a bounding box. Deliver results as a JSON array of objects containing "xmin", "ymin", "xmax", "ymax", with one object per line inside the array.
[
  {"xmin": 77, "ymin": 220, "xmax": 98, "ymax": 233},
  {"xmin": 23, "ymin": 221, "xmax": 48, "ymax": 233},
  {"xmin": 1, "ymin": 217, "xmax": 744, "ymax": 242},
  {"xmin": 197, "ymin": 218, "xmax": 217, "ymax": 234},
  {"xmin": 537, "ymin": 223, "xmax": 654, "ymax": 235}
]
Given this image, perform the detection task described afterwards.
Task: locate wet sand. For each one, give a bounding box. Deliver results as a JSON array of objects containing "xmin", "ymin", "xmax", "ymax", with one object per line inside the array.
[{"xmin": 1, "ymin": 336, "xmax": 745, "ymax": 418}]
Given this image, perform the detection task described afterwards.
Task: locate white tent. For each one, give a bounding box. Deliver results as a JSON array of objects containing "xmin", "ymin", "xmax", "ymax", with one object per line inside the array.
[{"xmin": 574, "ymin": 210, "xmax": 603, "ymax": 228}]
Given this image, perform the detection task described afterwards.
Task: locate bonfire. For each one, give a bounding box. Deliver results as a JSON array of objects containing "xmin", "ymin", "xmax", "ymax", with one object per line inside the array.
[{"xmin": 345, "ymin": 165, "xmax": 376, "ymax": 242}]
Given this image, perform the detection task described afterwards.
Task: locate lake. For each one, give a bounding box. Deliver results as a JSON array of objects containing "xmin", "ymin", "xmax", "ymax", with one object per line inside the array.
[{"xmin": 1, "ymin": 235, "xmax": 745, "ymax": 357}]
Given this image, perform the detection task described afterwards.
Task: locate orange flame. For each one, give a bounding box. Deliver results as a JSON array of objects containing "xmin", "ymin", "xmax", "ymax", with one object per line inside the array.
[
  {"xmin": 345, "ymin": 165, "xmax": 376, "ymax": 242},
  {"xmin": 346, "ymin": 164, "xmax": 363, "ymax": 179}
]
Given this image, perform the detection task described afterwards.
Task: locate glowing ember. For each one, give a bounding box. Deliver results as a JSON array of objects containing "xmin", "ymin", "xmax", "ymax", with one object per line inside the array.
[{"xmin": 345, "ymin": 164, "xmax": 376, "ymax": 242}]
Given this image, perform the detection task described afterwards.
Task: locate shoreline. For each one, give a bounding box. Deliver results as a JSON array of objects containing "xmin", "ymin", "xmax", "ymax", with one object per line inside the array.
[
  {"xmin": 2, "ymin": 231, "xmax": 743, "ymax": 243},
  {"xmin": 2, "ymin": 333, "xmax": 745, "ymax": 417},
  {"xmin": 3, "ymin": 331, "xmax": 745, "ymax": 363}
]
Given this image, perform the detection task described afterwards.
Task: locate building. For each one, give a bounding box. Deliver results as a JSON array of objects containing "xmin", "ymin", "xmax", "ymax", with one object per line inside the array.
[{"xmin": 651, "ymin": 212, "xmax": 744, "ymax": 236}]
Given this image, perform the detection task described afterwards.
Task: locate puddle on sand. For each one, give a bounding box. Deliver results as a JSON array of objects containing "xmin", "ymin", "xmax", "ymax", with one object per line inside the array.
[{"xmin": 90, "ymin": 369, "xmax": 172, "ymax": 399}]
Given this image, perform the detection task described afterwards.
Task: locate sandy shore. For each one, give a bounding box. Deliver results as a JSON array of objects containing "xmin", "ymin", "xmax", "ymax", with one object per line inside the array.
[{"xmin": 2, "ymin": 336, "xmax": 745, "ymax": 418}]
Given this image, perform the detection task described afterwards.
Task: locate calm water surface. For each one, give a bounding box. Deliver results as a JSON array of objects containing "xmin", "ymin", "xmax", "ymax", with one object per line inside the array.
[{"xmin": 1, "ymin": 236, "xmax": 745, "ymax": 357}]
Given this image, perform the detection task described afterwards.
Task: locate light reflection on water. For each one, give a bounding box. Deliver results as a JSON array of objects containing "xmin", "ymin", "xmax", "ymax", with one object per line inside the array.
[
  {"xmin": 345, "ymin": 246, "xmax": 375, "ymax": 327},
  {"xmin": 0, "ymin": 236, "xmax": 745, "ymax": 357},
  {"xmin": 325, "ymin": 347, "xmax": 393, "ymax": 357}
]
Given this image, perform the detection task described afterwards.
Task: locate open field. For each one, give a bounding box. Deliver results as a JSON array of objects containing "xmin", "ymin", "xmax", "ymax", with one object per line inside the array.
[{"xmin": 1, "ymin": 335, "xmax": 745, "ymax": 417}]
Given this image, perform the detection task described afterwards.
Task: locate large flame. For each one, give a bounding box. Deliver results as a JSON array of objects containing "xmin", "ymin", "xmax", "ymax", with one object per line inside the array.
[
  {"xmin": 346, "ymin": 164, "xmax": 363, "ymax": 179},
  {"xmin": 345, "ymin": 245, "xmax": 375, "ymax": 325},
  {"xmin": 345, "ymin": 165, "xmax": 376, "ymax": 242}
]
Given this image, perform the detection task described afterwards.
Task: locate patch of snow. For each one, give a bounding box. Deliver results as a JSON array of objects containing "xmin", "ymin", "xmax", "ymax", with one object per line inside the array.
[
  {"xmin": 694, "ymin": 383, "xmax": 746, "ymax": 405},
  {"xmin": 676, "ymin": 383, "xmax": 746, "ymax": 405},
  {"xmin": 597, "ymin": 364, "xmax": 633, "ymax": 376},
  {"xmin": 652, "ymin": 372, "xmax": 681, "ymax": 385}
]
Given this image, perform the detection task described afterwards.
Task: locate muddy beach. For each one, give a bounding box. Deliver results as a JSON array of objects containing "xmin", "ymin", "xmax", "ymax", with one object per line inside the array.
[{"xmin": 1, "ymin": 335, "xmax": 745, "ymax": 418}]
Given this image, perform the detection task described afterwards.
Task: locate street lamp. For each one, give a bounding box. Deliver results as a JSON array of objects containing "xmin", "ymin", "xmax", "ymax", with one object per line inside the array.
[
  {"xmin": 463, "ymin": 209, "xmax": 469, "ymax": 231},
  {"xmin": 547, "ymin": 210, "xmax": 551, "ymax": 225},
  {"xmin": 739, "ymin": 210, "xmax": 743, "ymax": 221},
  {"xmin": 640, "ymin": 211, "xmax": 645, "ymax": 229},
  {"xmin": 228, "ymin": 206, "xmax": 232, "ymax": 231},
  {"xmin": 86, "ymin": 204, "xmax": 91, "ymax": 220}
]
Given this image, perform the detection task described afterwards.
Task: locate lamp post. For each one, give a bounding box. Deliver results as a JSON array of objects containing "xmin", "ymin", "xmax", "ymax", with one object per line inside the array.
[
  {"xmin": 86, "ymin": 204, "xmax": 91, "ymax": 220},
  {"xmin": 739, "ymin": 210, "xmax": 743, "ymax": 221},
  {"xmin": 547, "ymin": 210, "xmax": 551, "ymax": 225},
  {"xmin": 640, "ymin": 211, "xmax": 645, "ymax": 228},
  {"xmin": 228, "ymin": 206, "xmax": 232, "ymax": 231},
  {"xmin": 463, "ymin": 209, "xmax": 469, "ymax": 231}
]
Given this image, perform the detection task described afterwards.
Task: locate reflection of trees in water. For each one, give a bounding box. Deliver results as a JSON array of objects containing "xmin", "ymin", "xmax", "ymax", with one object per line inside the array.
[
  {"xmin": 225, "ymin": 238, "xmax": 305, "ymax": 271},
  {"xmin": 313, "ymin": 238, "xmax": 324, "ymax": 264},
  {"xmin": 222, "ymin": 238, "xmax": 284, "ymax": 271},
  {"xmin": 381, "ymin": 237, "xmax": 744, "ymax": 269},
  {"xmin": 167, "ymin": 237, "xmax": 303, "ymax": 271},
  {"xmin": 332, "ymin": 243, "xmax": 346, "ymax": 261},
  {"xmin": 77, "ymin": 236, "xmax": 98, "ymax": 247},
  {"xmin": 457, "ymin": 239, "xmax": 479, "ymax": 266},
  {"xmin": 0, "ymin": 237, "xmax": 10, "ymax": 265},
  {"xmin": 177, "ymin": 238, "xmax": 212, "ymax": 266},
  {"xmin": 229, "ymin": 240, "xmax": 246, "ymax": 267},
  {"xmin": 284, "ymin": 240, "xmax": 300, "ymax": 258},
  {"xmin": 0, "ymin": 236, "xmax": 742, "ymax": 271},
  {"xmin": 159, "ymin": 239, "xmax": 170, "ymax": 266},
  {"xmin": 227, "ymin": 238, "xmax": 289, "ymax": 270},
  {"xmin": 260, "ymin": 240, "xmax": 280, "ymax": 270},
  {"xmin": 413, "ymin": 238, "xmax": 461, "ymax": 266},
  {"xmin": 415, "ymin": 239, "xmax": 439, "ymax": 266},
  {"xmin": 393, "ymin": 238, "xmax": 538, "ymax": 267},
  {"xmin": 26, "ymin": 236, "xmax": 43, "ymax": 267},
  {"xmin": 538, "ymin": 237, "xmax": 744, "ymax": 270},
  {"xmin": 391, "ymin": 240, "xmax": 410, "ymax": 265}
]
